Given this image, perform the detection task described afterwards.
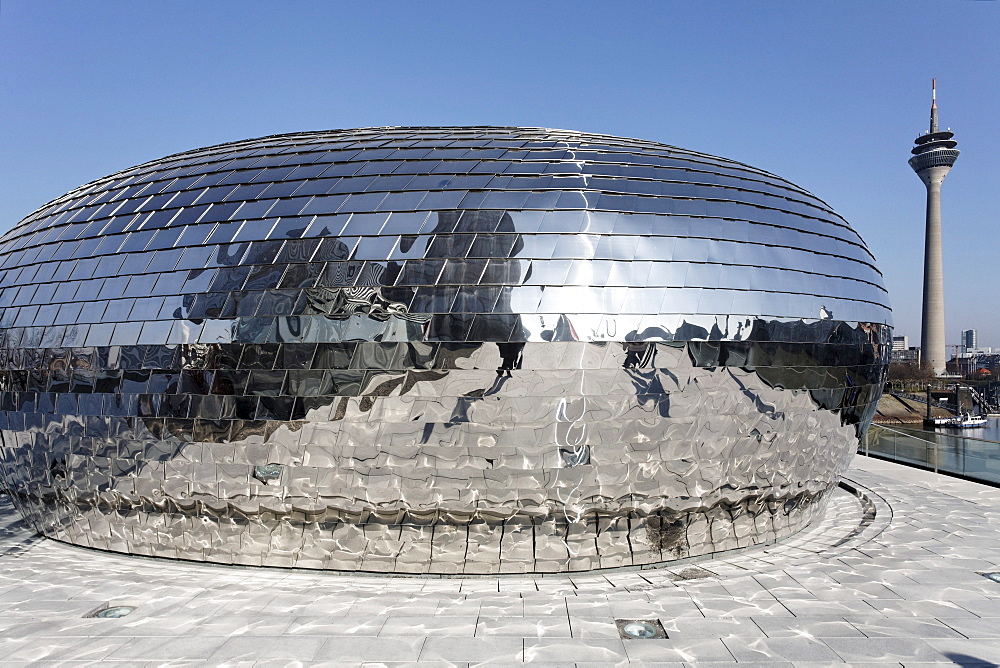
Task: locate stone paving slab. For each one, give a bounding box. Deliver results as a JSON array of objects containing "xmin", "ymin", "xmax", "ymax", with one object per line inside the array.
[{"xmin": 1, "ymin": 455, "xmax": 1000, "ymax": 665}]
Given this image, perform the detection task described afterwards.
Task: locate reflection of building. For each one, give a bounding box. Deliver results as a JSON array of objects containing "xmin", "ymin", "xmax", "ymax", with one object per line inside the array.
[{"xmin": 0, "ymin": 127, "xmax": 892, "ymax": 574}]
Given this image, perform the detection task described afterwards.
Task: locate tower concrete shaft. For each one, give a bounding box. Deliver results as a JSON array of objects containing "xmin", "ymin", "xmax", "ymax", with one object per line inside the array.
[
  {"xmin": 909, "ymin": 80, "xmax": 959, "ymax": 376},
  {"xmin": 919, "ymin": 167, "xmax": 947, "ymax": 375}
]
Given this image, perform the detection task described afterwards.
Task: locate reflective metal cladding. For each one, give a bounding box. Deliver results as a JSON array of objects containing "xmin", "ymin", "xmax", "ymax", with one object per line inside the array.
[{"xmin": 0, "ymin": 127, "xmax": 891, "ymax": 573}]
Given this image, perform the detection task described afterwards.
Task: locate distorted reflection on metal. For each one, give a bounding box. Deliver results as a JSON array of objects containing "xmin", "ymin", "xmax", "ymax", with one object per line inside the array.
[
  {"xmin": 252, "ymin": 463, "xmax": 282, "ymax": 485},
  {"xmin": 0, "ymin": 127, "xmax": 891, "ymax": 574}
]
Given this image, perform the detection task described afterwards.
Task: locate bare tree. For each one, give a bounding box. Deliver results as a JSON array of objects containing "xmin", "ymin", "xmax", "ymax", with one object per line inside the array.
[{"xmin": 887, "ymin": 363, "xmax": 935, "ymax": 390}]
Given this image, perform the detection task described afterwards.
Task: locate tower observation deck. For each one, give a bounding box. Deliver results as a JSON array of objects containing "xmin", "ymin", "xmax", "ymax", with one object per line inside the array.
[{"xmin": 910, "ymin": 79, "xmax": 959, "ymax": 375}]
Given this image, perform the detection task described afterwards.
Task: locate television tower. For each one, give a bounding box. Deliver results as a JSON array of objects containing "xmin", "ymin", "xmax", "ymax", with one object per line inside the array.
[{"xmin": 909, "ymin": 79, "xmax": 959, "ymax": 375}]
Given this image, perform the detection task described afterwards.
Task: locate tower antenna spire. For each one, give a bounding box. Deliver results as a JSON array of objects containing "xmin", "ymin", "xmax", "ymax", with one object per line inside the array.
[{"xmin": 930, "ymin": 78, "xmax": 939, "ymax": 133}]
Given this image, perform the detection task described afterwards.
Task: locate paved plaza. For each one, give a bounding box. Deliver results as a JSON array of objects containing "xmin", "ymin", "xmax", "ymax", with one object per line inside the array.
[{"xmin": 1, "ymin": 455, "xmax": 999, "ymax": 666}]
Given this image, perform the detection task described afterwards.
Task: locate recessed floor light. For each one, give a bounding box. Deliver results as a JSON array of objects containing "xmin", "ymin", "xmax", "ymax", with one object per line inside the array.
[
  {"xmin": 87, "ymin": 605, "xmax": 136, "ymax": 618},
  {"xmin": 981, "ymin": 572, "xmax": 1000, "ymax": 583},
  {"xmin": 615, "ymin": 618, "xmax": 667, "ymax": 639}
]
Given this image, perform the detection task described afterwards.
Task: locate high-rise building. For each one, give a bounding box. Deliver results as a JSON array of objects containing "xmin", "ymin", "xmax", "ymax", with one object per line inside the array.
[
  {"xmin": 892, "ymin": 335, "xmax": 909, "ymax": 351},
  {"xmin": 961, "ymin": 329, "xmax": 978, "ymax": 352},
  {"xmin": 910, "ymin": 79, "xmax": 959, "ymax": 375}
]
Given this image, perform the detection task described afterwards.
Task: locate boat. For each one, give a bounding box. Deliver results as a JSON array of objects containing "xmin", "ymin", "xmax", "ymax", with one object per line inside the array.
[
  {"xmin": 924, "ymin": 415, "xmax": 953, "ymax": 427},
  {"xmin": 946, "ymin": 412, "xmax": 989, "ymax": 428}
]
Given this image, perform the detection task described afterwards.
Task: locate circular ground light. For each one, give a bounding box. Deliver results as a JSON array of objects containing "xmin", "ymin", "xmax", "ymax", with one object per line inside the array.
[
  {"xmin": 622, "ymin": 621, "xmax": 659, "ymax": 638},
  {"xmin": 95, "ymin": 606, "xmax": 135, "ymax": 618}
]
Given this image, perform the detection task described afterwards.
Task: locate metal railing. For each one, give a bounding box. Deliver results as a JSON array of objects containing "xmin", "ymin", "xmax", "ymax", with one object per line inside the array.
[
  {"xmin": 967, "ymin": 386, "xmax": 1000, "ymax": 414},
  {"xmin": 861, "ymin": 423, "xmax": 1000, "ymax": 486}
]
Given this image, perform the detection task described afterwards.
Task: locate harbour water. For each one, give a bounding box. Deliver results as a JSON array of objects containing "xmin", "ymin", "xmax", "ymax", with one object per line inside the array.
[
  {"xmin": 863, "ymin": 417, "xmax": 1000, "ymax": 486},
  {"xmin": 962, "ymin": 415, "xmax": 1000, "ymax": 441}
]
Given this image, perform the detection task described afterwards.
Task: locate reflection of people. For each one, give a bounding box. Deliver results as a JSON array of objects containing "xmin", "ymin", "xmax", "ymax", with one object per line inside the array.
[
  {"xmin": 620, "ymin": 341, "xmax": 670, "ymax": 417},
  {"xmin": 497, "ymin": 343, "xmax": 524, "ymax": 375},
  {"xmin": 622, "ymin": 342, "xmax": 655, "ymax": 369},
  {"xmin": 408, "ymin": 210, "xmax": 529, "ymax": 430},
  {"xmin": 408, "ymin": 209, "xmax": 526, "ymax": 345},
  {"xmin": 539, "ymin": 314, "xmax": 577, "ymax": 343}
]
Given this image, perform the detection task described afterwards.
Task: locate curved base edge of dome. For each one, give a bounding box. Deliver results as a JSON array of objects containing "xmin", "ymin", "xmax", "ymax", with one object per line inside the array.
[{"xmin": 5, "ymin": 483, "xmax": 837, "ymax": 575}]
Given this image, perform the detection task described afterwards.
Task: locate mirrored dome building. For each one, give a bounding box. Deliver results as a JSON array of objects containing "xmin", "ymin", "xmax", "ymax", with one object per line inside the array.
[{"xmin": 0, "ymin": 127, "xmax": 891, "ymax": 573}]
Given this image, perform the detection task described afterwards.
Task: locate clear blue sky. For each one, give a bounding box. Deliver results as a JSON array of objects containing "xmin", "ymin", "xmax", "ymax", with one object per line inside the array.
[{"xmin": 2, "ymin": 1, "xmax": 997, "ymax": 347}]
